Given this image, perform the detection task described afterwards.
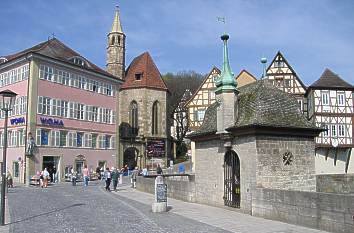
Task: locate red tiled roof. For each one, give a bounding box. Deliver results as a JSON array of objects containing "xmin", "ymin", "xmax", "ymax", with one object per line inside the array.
[
  {"xmin": 121, "ymin": 52, "xmax": 168, "ymax": 91},
  {"xmin": 1, "ymin": 38, "xmax": 118, "ymax": 79}
]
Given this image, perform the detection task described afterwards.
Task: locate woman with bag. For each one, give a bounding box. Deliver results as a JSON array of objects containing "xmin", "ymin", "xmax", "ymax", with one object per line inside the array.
[{"xmin": 42, "ymin": 168, "xmax": 50, "ymax": 188}]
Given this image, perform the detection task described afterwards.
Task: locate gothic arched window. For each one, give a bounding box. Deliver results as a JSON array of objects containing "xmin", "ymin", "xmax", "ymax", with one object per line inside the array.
[
  {"xmin": 110, "ymin": 36, "xmax": 115, "ymax": 45},
  {"xmin": 129, "ymin": 101, "xmax": 138, "ymax": 135},
  {"xmin": 117, "ymin": 36, "xmax": 121, "ymax": 45},
  {"xmin": 152, "ymin": 101, "xmax": 159, "ymax": 135}
]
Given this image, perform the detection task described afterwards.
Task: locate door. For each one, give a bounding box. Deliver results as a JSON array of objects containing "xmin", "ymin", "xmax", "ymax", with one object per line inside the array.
[{"xmin": 223, "ymin": 150, "xmax": 240, "ymax": 208}]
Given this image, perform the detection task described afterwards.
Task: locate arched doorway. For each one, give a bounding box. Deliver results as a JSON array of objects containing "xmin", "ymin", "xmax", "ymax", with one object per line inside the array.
[
  {"xmin": 223, "ymin": 150, "xmax": 240, "ymax": 208},
  {"xmin": 123, "ymin": 147, "xmax": 138, "ymax": 170}
]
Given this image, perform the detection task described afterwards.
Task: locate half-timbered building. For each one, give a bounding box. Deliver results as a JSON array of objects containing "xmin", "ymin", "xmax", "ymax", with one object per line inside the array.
[
  {"xmin": 306, "ymin": 68, "xmax": 354, "ymax": 174},
  {"xmin": 265, "ymin": 51, "xmax": 307, "ymax": 113},
  {"xmin": 185, "ymin": 68, "xmax": 256, "ymax": 132}
]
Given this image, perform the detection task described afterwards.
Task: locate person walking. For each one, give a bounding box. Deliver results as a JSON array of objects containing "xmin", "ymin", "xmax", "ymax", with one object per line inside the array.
[
  {"xmin": 96, "ymin": 167, "xmax": 101, "ymax": 180},
  {"xmin": 111, "ymin": 167, "xmax": 119, "ymax": 191},
  {"xmin": 42, "ymin": 168, "xmax": 50, "ymax": 188},
  {"xmin": 71, "ymin": 167, "xmax": 77, "ymax": 186},
  {"xmin": 131, "ymin": 167, "xmax": 139, "ymax": 189},
  {"xmin": 52, "ymin": 165, "xmax": 57, "ymax": 183},
  {"xmin": 82, "ymin": 165, "xmax": 90, "ymax": 187},
  {"xmin": 104, "ymin": 167, "xmax": 111, "ymax": 191},
  {"xmin": 156, "ymin": 164, "xmax": 163, "ymax": 175},
  {"xmin": 6, "ymin": 171, "xmax": 13, "ymax": 188}
]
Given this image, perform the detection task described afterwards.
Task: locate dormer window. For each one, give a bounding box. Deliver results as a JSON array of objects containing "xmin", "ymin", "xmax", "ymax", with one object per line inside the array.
[
  {"xmin": 135, "ymin": 73, "xmax": 143, "ymax": 81},
  {"xmin": 0, "ymin": 57, "xmax": 7, "ymax": 64},
  {"xmin": 68, "ymin": 56, "xmax": 88, "ymax": 67}
]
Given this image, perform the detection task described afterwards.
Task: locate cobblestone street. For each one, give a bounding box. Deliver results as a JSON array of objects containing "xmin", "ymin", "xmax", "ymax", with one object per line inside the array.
[{"xmin": 5, "ymin": 181, "xmax": 229, "ymax": 233}]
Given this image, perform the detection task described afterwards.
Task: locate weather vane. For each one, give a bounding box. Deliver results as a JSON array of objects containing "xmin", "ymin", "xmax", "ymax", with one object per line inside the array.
[{"xmin": 217, "ymin": 16, "xmax": 227, "ymax": 34}]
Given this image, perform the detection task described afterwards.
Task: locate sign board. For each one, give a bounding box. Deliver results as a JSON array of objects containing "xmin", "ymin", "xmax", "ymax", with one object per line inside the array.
[
  {"xmin": 156, "ymin": 184, "xmax": 167, "ymax": 203},
  {"xmin": 10, "ymin": 117, "xmax": 25, "ymax": 125},
  {"xmin": 147, "ymin": 139, "xmax": 165, "ymax": 157},
  {"xmin": 40, "ymin": 117, "xmax": 64, "ymax": 126}
]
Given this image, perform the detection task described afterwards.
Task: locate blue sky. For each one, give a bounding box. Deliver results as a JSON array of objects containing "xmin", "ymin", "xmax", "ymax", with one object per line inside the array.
[{"xmin": 1, "ymin": 0, "xmax": 353, "ymax": 85}]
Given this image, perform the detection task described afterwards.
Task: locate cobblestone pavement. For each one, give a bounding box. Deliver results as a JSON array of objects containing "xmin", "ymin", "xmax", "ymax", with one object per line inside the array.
[{"xmin": 5, "ymin": 181, "xmax": 230, "ymax": 233}]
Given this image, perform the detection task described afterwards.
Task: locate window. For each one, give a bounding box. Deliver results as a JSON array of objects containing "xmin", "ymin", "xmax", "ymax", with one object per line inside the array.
[
  {"xmin": 284, "ymin": 80, "xmax": 291, "ymax": 87},
  {"xmin": 61, "ymin": 100, "xmax": 68, "ymax": 117},
  {"xmin": 39, "ymin": 65, "xmax": 54, "ymax": 81},
  {"xmin": 37, "ymin": 97, "xmax": 51, "ymax": 115},
  {"xmin": 36, "ymin": 129, "xmax": 49, "ymax": 146},
  {"xmin": 51, "ymin": 99, "xmax": 61, "ymax": 116},
  {"xmin": 18, "ymin": 129, "xmax": 25, "ymax": 146},
  {"xmin": 92, "ymin": 106, "xmax": 99, "ymax": 122},
  {"xmin": 92, "ymin": 134, "xmax": 97, "ymax": 148},
  {"xmin": 8, "ymin": 131, "xmax": 17, "ymax": 147},
  {"xmin": 105, "ymin": 135, "xmax": 111, "ymax": 149},
  {"xmin": 152, "ymin": 101, "xmax": 159, "ymax": 135},
  {"xmin": 331, "ymin": 125, "xmax": 337, "ymax": 137},
  {"xmin": 338, "ymin": 125, "xmax": 345, "ymax": 137},
  {"xmin": 13, "ymin": 162, "xmax": 19, "ymax": 178},
  {"xmin": 69, "ymin": 102, "xmax": 75, "ymax": 118},
  {"xmin": 77, "ymin": 104, "xmax": 84, "ymax": 120},
  {"xmin": 12, "ymin": 162, "xmax": 20, "ymax": 178},
  {"xmin": 321, "ymin": 91, "xmax": 329, "ymax": 105},
  {"xmin": 83, "ymin": 133, "xmax": 92, "ymax": 148},
  {"xmin": 323, "ymin": 125, "xmax": 329, "ymax": 137},
  {"xmin": 337, "ymin": 93, "xmax": 345, "ymax": 106},
  {"xmin": 297, "ymin": 99, "xmax": 303, "ymax": 112},
  {"xmin": 60, "ymin": 131, "xmax": 67, "ymax": 147},
  {"xmin": 274, "ymin": 61, "xmax": 284, "ymax": 68},
  {"xmin": 77, "ymin": 132, "xmax": 83, "ymax": 147},
  {"xmin": 110, "ymin": 136, "xmax": 116, "ymax": 149},
  {"xmin": 129, "ymin": 101, "xmax": 138, "ymax": 134},
  {"xmin": 50, "ymin": 131, "xmax": 60, "ymax": 147},
  {"xmin": 98, "ymin": 135, "xmax": 106, "ymax": 149},
  {"xmin": 197, "ymin": 110, "xmax": 205, "ymax": 121},
  {"xmin": 68, "ymin": 132, "xmax": 77, "ymax": 147},
  {"xmin": 0, "ymin": 132, "xmax": 3, "ymax": 147},
  {"xmin": 135, "ymin": 73, "xmax": 143, "ymax": 81}
]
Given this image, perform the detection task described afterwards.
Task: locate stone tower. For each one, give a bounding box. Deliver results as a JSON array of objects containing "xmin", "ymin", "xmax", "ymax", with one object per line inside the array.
[{"xmin": 106, "ymin": 6, "xmax": 125, "ymax": 79}]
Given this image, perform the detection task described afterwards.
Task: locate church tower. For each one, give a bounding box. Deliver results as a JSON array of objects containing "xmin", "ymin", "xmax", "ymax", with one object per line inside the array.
[{"xmin": 106, "ymin": 6, "xmax": 125, "ymax": 79}]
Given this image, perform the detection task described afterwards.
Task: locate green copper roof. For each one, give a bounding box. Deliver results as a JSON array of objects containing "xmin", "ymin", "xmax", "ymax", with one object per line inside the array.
[{"xmin": 215, "ymin": 34, "xmax": 237, "ymax": 94}]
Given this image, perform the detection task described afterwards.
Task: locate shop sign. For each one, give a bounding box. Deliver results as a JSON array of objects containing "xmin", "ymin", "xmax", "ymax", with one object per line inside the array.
[
  {"xmin": 10, "ymin": 117, "xmax": 25, "ymax": 125},
  {"xmin": 147, "ymin": 139, "xmax": 165, "ymax": 157},
  {"xmin": 40, "ymin": 117, "xmax": 64, "ymax": 126}
]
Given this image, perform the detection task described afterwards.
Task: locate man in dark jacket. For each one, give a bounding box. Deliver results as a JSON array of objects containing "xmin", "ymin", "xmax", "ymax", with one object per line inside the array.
[
  {"xmin": 156, "ymin": 164, "xmax": 163, "ymax": 175},
  {"xmin": 111, "ymin": 167, "xmax": 119, "ymax": 191}
]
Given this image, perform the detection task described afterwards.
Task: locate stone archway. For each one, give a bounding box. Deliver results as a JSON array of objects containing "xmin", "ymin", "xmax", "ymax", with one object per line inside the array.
[
  {"xmin": 123, "ymin": 147, "xmax": 139, "ymax": 170},
  {"xmin": 223, "ymin": 150, "xmax": 240, "ymax": 208}
]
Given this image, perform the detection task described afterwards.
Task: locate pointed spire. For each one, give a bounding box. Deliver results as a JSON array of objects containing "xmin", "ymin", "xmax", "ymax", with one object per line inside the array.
[
  {"xmin": 261, "ymin": 56, "xmax": 267, "ymax": 79},
  {"xmin": 215, "ymin": 34, "xmax": 237, "ymax": 94},
  {"xmin": 111, "ymin": 6, "xmax": 123, "ymax": 33}
]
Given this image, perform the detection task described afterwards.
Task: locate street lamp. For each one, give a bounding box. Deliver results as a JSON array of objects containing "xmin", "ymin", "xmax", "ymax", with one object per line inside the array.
[{"xmin": 0, "ymin": 89, "xmax": 17, "ymax": 226}]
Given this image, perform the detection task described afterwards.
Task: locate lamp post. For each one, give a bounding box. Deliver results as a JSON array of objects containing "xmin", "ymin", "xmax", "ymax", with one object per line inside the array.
[{"xmin": 0, "ymin": 90, "xmax": 17, "ymax": 226}]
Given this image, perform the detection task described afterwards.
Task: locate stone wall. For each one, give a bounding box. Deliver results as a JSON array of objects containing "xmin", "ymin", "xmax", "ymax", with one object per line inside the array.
[
  {"xmin": 255, "ymin": 136, "xmax": 316, "ymax": 191},
  {"xmin": 252, "ymin": 188, "xmax": 354, "ymax": 233},
  {"xmin": 136, "ymin": 175, "xmax": 196, "ymax": 202},
  {"xmin": 316, "ymin": 174, "xmax": 354, "ymax": 194}
]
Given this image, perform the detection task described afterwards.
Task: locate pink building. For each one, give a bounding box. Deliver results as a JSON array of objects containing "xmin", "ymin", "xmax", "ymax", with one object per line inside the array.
[{"xmin": 0, "ymin": 38, "xmax": 123, "ymax": 183}]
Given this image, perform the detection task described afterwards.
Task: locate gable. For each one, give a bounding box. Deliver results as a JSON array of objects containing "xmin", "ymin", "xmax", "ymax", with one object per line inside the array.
[
  {"xmin": 236, "ymin": 70, "xmax": 257, "ymax": 88},
  {"xmin": 266, "ymin": 52, "xmax": 307, "ymax": 96}
]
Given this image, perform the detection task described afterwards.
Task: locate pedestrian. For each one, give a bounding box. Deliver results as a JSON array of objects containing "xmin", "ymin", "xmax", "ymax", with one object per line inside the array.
[
  {"xmin": 52, "ymin": 165, "xmax": 57, "ymax": 183},
  {"xmin": 100, "ymin": 168, "xmax": 105, "ymax": 181},
  {"xmin": 42, "ymin": 168, "xmax": 50, "ymax": 188},
  {"xmin": 6, "ymin": 171, "xmax": 13, "ymax": 188},
  {"xmin": 156, "ymin": 164, "xmax": 163, "ymax": 175},
  {"xmin": 104, "ymin": 167, "xmax": 111, "ymax": 191},
  {"xmin": 71, "ymin": 167, "xmax": 77, "ymax": 186},
  {"xmin": 39, "ymin": 170, "xmax": 44, "ymax": 188},
  {"xmin": 82, "ymin": 165, "xmax": 90, "ymax": 187},
  {"xmin": 111, "ymin": 167, "xmax": 119, "ymax": 191},
  {"xmin": 96, "ymin": 167, "xmax": 101, "ymax": 180},
  {"xmin": 131, "ymin": 167, "xmax": 139, "ymax": 189}
]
